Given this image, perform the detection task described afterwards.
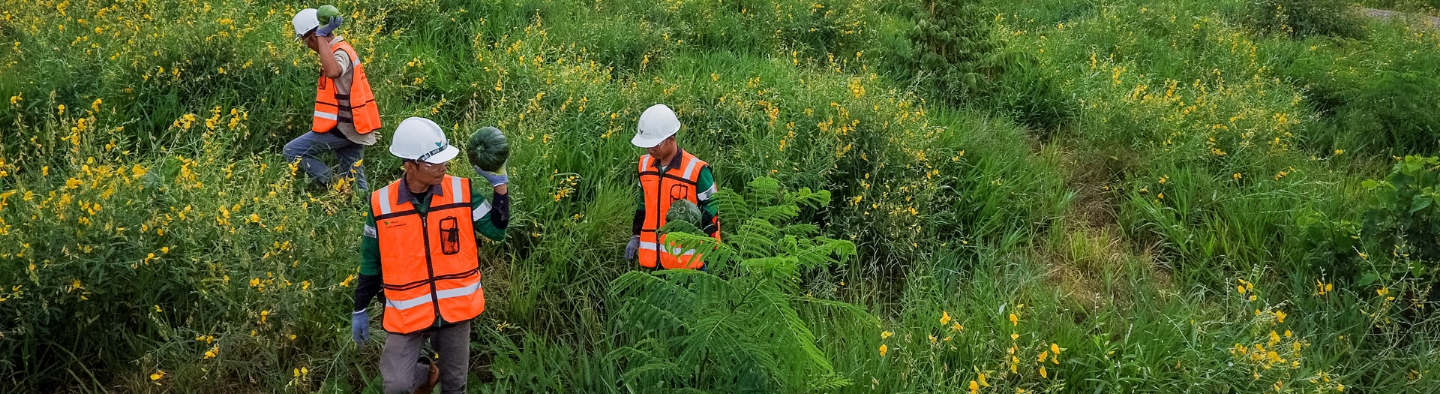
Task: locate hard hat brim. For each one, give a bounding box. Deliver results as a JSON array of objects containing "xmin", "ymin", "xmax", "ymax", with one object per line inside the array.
[
  {"xmin": 631, "ymin": 130, "xmax": 672, "ymax": 148},
  {"xmin": 419, "ymin": 145, "xmax": 460, "ymax": 164}
]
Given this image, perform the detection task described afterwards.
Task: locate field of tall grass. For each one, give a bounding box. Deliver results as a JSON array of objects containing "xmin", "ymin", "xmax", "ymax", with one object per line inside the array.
[{"xmin": 2, "ymin": 0, "xmax": 1438, "ymax": 392}]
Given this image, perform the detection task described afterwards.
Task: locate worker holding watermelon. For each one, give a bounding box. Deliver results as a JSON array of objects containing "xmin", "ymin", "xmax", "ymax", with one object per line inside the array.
[
  {"xmin": 351, "ymin": 118, "xmax": 511, "ymax": 394},
  {"xmin": 284, "ymin": 5, "xmax": 381, "ymax": 192},
  {"xmin": 626, "ymin": 104, "xmax": 722, "ymax": 270}
]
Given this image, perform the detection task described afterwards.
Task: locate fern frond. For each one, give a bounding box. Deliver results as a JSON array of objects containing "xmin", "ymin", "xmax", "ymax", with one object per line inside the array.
[
  {"xmin": 713, "ymin": 189, "xmax": 749, "ymax": 225},
  {"xmin": 780, "ymin": 223, "xmax": 820, "ymax": 238},
  {"xmin": 754, "ymin": 204, "xmax": 801, "ymax": 223},
  {"xmin": 746, "ymin": 177, "xmax": 783, "ymax": 205},
  {"xmin": 808, "ymin": 374, "xmax": 853, "ymax": 391}
]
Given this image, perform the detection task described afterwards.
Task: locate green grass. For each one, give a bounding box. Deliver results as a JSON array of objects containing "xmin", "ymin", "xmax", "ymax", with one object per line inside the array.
[{"xmin": 1, "ymin": 0, "xmax": 1438, "ymax": 392}]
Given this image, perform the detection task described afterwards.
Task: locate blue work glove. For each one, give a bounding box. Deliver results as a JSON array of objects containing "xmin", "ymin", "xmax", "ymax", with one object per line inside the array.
[
  {"xmin": 474, "ymin": 165, "xmax": 508, "ymax": 187},
  {"xmin": 351, "ymin": 309, "xmax": 369, "ymax": 345},
  {"xmin": 625, "ymin": 235, "xmax": 640, "ymax": 261},
  {"xmin": 316, "ymin": 16, "xmax": 343, "ymax": 37}
]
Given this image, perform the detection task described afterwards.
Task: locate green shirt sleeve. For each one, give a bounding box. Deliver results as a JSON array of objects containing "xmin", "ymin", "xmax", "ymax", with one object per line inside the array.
[
  {"xmin": 360, "ymin": 205, "xmax": 381, "ymax": 276},
  {"xmin": 473, "ymin": 181, "xmax": 506, "ymax": 242},
  {"xmin": 695, "ymin": 166, "xmax": 718, "ymax": 217}
]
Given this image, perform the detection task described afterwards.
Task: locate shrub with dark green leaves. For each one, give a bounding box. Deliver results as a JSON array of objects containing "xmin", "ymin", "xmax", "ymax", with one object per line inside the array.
[
  {"xmin": 907, "ymin": 0, "xmax": 1002, "ymax": 103},
  {"xmin": 904, "ymin": 0, "xmax": 1072, "ymax": 133},
  {"xmin": 1295, "ymin": 208, "xmax": 1365, "ymax": 282},
  {"xmin": 1361, "ymin": 156, "xmax": 1440, "ymax": 288},
  {"xmin": 1281, "ymin": 34, "xmax": 1440, "ymax": 155},
  {"xmin": 1248, "ymin": 0, "xmax": 1364, "ymax": 38}
]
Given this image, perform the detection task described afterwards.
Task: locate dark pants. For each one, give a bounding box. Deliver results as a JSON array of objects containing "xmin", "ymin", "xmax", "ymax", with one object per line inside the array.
[
  {"xmin": 380, "ymin": 321, "xmax": 471, "ymax": 394},
  {"xmin": 282, "ymin": 130, "xmax": 367, "ymax": 191}
]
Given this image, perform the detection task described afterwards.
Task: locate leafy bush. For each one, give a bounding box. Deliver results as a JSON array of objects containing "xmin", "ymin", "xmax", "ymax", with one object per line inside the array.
[
  {"xmin": 1294, "ymin": 208, "xmax": 1365, "ymax": 282},
  {"xmin": 1281, "ymin": 32, "xmax": 1440, "ymax": 154},
  {"xmin": 607, "ymin": 177, "xmax": 870, "ymax": 392},
  {"xmin": 907, "ymin": 0, "xmax": 1003, "ymax": 103},
  {"xmin": 903, "ymin": 0, "xmax": 1073, "ymax": 132},
  {"xmin": 1361, "ymin": 156, "xmax": 1440, "ymax": 288},
  {"xmin": 1248, "ymin": 0, "xmax": 1364, "ymax": 38}
]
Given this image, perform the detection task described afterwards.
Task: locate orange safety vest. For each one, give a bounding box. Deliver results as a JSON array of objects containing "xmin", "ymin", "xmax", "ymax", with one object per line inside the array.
[
  {"xmin": 313, "ymin": 40, "xmax": 381, "ymax": 134},
  {"xmin": 370, "ymin": 175, "xmax": 485, "ymax": 334},
  {"xmin": 638, "ymin": 150, "xmax": 721, "ymax": 269}
]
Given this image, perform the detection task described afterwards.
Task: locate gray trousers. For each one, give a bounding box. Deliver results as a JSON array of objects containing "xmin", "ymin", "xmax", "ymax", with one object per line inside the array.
[
  {"xmin": 381, "ymin": 321, "xmax": 470, "ymax": 394},
  {"xmin": 282, "ymin": 130, "xmax": 368, "ymax": 191}
]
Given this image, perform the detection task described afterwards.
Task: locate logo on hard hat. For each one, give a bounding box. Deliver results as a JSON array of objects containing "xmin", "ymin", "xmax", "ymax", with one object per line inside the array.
[{"xmin": 418, "ymin": 142, "xmax": 449, "ymax": 162}]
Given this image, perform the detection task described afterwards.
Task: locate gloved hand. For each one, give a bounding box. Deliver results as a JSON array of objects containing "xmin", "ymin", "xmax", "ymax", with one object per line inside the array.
[
  {"xmin": 475, "ymin": 165, "xmax": 508, "ymax": 187},
  {"xmin": 625, "ymin": 235, "xmax": 640, "ymax": 260},
  {"xmin": 316, "ymin": 16, "xmax": 343, "ymax": 37},
  {"xmin": 351, "ymin": 309, "xmax": 370, "ymax": 345}
]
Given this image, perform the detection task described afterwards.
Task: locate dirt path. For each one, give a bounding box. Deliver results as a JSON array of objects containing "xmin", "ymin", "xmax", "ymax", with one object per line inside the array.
[{"xmin": 1360, "ymin": 7, "xmax": 1440, "ymax": 30}]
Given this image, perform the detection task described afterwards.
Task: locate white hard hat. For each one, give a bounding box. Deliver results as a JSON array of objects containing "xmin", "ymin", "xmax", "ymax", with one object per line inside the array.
[
  {"xmin": 390, "ymin": 117, "xmax": 460, "ymax": 164},
  {"xmin": 291, "ymin": 8, "xmax": 320, "ymax": 40},
  {"xmin": 633, "ymin": 104, "xmax": 680, "ymax": 148}
]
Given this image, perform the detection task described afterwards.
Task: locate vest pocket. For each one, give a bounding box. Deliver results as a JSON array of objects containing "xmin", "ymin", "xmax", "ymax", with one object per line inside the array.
[
  {"xmin": 669, "ymin": 184, "xmax": 689, "ymax": 200},
  {"xmin": 439, "ymin": 217, "xmax": 460, "ymax": 255}
]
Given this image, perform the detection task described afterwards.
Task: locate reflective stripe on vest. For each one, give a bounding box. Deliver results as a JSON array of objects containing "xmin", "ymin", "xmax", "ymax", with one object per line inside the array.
[
  {"xmin": 370, "ymin": 175, "xmax": 485, "ymax": 334},
  {"xmin": 313, "ymin": 41, "xmax": 382, "ymax": 134},
  {"xmin": 386, "ymin": 280, "xmax": 482, "ymax": 311},
  {"xmin": 637, "ymin": 151, "xmax": 719, "ymax": 269}
]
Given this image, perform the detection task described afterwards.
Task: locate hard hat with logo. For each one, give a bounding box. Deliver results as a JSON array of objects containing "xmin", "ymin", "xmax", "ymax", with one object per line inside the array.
[
  {"xmin": 632, "ymin": 104, "xmax": 680, "ymax": 148},
  {"xmin": 291, "ymin": 8, "xmax": 321, "ymax": 40},
  {"xmin": 390, "ymin": 117, "xmax": 460, "ymax": 164}
]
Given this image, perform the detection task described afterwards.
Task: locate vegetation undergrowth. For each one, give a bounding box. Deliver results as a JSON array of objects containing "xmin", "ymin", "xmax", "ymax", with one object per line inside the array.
[{"xmin": 1, "ymin": 0, "xmax": 1437, "ymax": 392}]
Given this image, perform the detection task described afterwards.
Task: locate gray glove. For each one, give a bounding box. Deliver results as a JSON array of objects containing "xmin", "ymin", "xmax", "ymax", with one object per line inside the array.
[
  {"xmin": 475, "ymin": 165, "xmax": 508, "ymax": 187},
  {"xmin": 316, "ymin": 16, "xmax": 343, "ymax": 37},
  {"xmin": 351, "ymin": 309, "xmax": 369, "ymax": 345},
  {"xmin": 625, "ymin": 235, "xmax": 640, "ymax": 260}
]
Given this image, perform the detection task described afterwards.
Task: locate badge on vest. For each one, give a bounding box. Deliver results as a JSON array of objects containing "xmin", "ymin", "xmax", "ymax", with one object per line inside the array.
[{"xmin": 380, "ymin": 219, "xmax": 409, "ymax": 229}]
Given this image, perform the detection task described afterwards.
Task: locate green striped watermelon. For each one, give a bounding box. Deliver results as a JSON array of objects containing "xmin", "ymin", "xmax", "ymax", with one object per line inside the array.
[
  {"xmin": 466, "ymin": 126, "xmax": 510, "ymax": 171},
  {"xmin": 666, "ymin": 200, "xmax": 703, "ymax": 226}
]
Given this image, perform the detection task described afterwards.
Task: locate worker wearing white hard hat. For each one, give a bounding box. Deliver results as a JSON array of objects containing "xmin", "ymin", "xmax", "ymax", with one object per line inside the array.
[
  {"xmin": 627, "ymin": 104, "xmax": 722, "ymax": 270},
  {"xmin": 283, "ymin": 6, "xmax": 383, "ymax": 193},
  {"xmin": 351, "ymin": 117, "xmax": 511, "ymax": 394}
]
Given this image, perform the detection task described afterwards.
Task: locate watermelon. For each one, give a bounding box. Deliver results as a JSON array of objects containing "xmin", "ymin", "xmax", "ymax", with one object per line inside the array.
[
  {"xmin": 666, "ymin": 200, "xmax": 703, "ymax": 226},
  {"xmin": 316, "ymin": 5, "xmax": 341, "ymax": 25},
  {"xmin": 466, "ymin": 126, "xmax": 510, "ymax": 171}
]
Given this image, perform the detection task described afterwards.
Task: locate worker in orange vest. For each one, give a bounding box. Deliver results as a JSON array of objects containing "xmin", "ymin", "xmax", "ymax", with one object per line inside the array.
[
  {"xmin": 351, "ymin": 117, "xmax": 510, "ymax": 394},
  {"xmin": 284, "ymin": 7, "xmax": 382, "ymax": 192},
  {"xmin": 625, "ymin": 104, "xmax": 722, "ymax": 269}
]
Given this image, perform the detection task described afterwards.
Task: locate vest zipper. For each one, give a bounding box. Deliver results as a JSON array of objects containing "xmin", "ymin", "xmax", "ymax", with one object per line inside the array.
[
  {"xmin": 419, "ymin": 211, "xmax": 443, "ymax": 328},
  {"xmin": 654, "ymin": 163, "xmax": 667, "ymax": 269}
]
